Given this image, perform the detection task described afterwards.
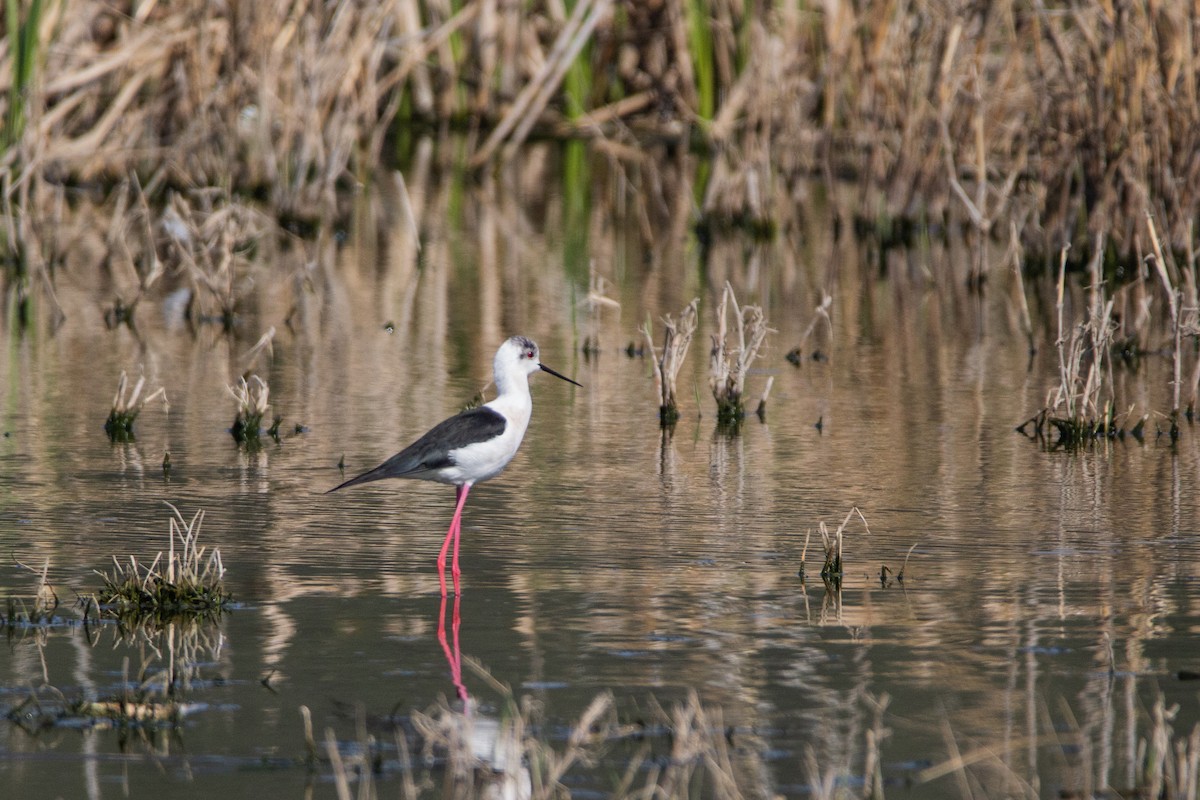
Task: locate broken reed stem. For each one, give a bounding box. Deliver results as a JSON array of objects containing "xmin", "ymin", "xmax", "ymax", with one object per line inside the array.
[
  {"xmin": 1054, "ymin": 243, "xmax": 1072, "ymax": 419},
  {"xmin": 642, "ymin": 298, "xmax": 699, "ymax": 426},
  {"xmin": 1146, "ymin": 213, "xmax": 1182, "ymax": 418},
  {"xmin": 796, "ymin": 294, "xmax": 834, "ymax": 357},
  {"xmin": 754, "ymin": 375, "xmax": 774, "ymax": 419}
]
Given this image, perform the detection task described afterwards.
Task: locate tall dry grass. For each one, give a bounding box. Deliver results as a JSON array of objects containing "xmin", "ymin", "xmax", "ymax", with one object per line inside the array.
[
  {"xmin": 0, "ymin": 1, "xmax": 1195, "ymax": 263},
  {"xmin": 2, "ymin": 1, "xmax": 1198, "ymax": 426}
]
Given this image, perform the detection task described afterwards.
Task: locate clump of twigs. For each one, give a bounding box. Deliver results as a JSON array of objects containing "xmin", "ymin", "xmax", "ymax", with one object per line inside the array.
[
  {"xmin": 1019, "ymin": 213, "xmax": 1199, "ymax": 448},
  {"xmin": 94, "ymin": 504, "xmax": 230, "ymax": 624},
  {"xmin": 709, "ymin": 282, "xmax": 771, "ymax": 427},
  {"xmin": 642, "ymin": 298, "xmax": 699, "ymax": 426},
  {"xmin": 799, "ymin": 507, "xmax": 870, "ymax": 589},
  {"xmin": 104, "ymin": 370, "xmax": 166, "ymax": 442},
  {"xmin": 1015, "ymin": 243, "xmax": 1126, "ymax": 448},
  {"xmin": 228, "ymin": 374, "xmax": 279, "ymax": 444}
]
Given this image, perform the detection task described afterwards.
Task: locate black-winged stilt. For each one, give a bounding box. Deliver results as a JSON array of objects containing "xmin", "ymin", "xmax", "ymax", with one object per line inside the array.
[{"xmin": 329, "ymin": 335, "xmax": 580, "ymax": 595}]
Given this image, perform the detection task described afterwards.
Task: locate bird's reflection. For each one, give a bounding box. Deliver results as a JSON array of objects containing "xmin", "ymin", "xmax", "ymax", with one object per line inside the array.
[
  {"xmin": 430, "ymin": 593, "xmax": 532, "ymax": 798},
  {"xmin": 437, "ymin": 592, "xmax": 468, "ymax": 702}
]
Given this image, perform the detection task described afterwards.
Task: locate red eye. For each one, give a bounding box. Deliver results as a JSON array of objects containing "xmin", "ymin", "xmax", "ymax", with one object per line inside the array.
[{"xmin": 525, "ymin": 350, "xmax": 535, "ymax": 359}]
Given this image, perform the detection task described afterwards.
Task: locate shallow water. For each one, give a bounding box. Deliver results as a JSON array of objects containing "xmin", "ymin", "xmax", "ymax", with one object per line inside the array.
[{"xmin": 2, "ymin": 156, "xmax": 1199, "ymax": 798}]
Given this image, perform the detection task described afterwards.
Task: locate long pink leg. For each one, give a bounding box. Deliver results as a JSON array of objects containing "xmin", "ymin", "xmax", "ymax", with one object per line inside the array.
[
  {"xmin": 437, "ymin": 592, "xmax": 468, "ymax": 702},
  {"xmin": 449, "ymin": 484, "xmax": 472, "ymax": 595},
  {"xmin": 436, "ymin": 484, "xmax": 472, "ymax": 596},
  {"xmin": 436, "ymin": 520, "xmax": 455, "ymax": 596}
]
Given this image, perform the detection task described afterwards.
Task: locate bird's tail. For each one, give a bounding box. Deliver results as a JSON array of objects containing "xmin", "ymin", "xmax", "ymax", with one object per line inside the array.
[{"xmin": 326, "ymin": 464, "xmax": 392, "ymax": 494}]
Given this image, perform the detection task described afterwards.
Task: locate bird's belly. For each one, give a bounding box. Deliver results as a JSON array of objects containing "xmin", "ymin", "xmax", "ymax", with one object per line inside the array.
[{"xmin": 447, "ymin": 435, "xmax": 521, "ymax": 484}]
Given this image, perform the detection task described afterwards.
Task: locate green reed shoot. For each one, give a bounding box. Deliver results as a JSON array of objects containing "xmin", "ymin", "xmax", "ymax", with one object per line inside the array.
[
  {"xmin": 686, "ymin": 0, "xmax": 715, "ymax": 120},
  {"xmin": 3, "ymin": 0, "xmax": 44, "ymax": 151}
]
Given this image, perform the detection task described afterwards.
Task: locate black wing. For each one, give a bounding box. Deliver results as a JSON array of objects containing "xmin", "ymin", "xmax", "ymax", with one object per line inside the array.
[{"xmin": 327, "ymin": 406, "xmax": 507, "ymax": 492}]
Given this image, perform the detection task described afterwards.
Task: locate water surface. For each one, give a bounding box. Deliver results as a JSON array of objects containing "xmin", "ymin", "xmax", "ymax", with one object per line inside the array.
[{"xmin": 1, "ymin": 157, "xmax": 1198, "ymax": 798}]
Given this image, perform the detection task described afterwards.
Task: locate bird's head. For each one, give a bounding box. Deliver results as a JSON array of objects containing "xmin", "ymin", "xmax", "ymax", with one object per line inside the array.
[{"xmin": 495, "ymin": 336, "xmax": 580, "ymax": 388}]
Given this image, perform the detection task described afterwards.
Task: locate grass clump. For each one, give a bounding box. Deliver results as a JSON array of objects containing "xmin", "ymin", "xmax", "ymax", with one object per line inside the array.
[
  {"xmin": 104, "ymin": 370, "xmax": 166, "ymax": 442},
  {"xmin": 228, "ymin": 374, "xmax": 280, "ymax": 444},
  {"xmin": 94, "ymin": 504, "xmax": 230, "ymax": 624}
]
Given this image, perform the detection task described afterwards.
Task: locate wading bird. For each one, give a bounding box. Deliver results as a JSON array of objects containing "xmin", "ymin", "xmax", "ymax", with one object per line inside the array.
[{"xmin": 329, "ymin": 336, "xmax": 580, "ymax": 595}]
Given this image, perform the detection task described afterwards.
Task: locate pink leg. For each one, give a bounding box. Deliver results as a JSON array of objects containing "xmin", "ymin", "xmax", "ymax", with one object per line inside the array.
[
  {"xmin": 449, "ymin": 484, "xmax": 471, "ymax": 594},
  {"xmin": 437, "ymin": 484, "xmax": 472, "ymax": 596},
  {"xmin": 436, "ymin": 521, "xmax": 454, "ymax": 596},
  {"xmin": 437, "ymin": 592, "xmax": 468, "ymax": 702}
]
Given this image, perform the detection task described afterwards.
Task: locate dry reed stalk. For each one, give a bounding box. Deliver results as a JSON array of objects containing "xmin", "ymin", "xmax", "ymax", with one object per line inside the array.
[
  {"xmin": 4, "ymin": 0, "xmax": 1200, "ymax": 292},
  {"xmin": 709, "ymin": 282, "xmax": 770, "ymax": 425},
  {"xmin": 1043, "ymin": 238, "xmax": 1120, "ymax": 445},
  {"xmin": 1008, "ymin": 220, "xmax": 1036, "ymax": 356},
  {"xmin": 642, "ymin": 298, "xmax": 699, "ymax": 426},
  {"xmin": 471, "ymin": 0, "xmax": 613, "ymax": 166},
  {"xmin": 793, "ymin": 294, "xmax": 833, "ymax": 363},
  {"xmin": 1146, "ymin": 212, "xmax": 1183, "ymax": 419}
]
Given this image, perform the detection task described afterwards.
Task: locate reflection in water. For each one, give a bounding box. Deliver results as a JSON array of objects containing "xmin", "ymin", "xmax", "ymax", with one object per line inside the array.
[
  {"xmin": 1, "ymin": 140, "xmax": 1198, "ymax": 797},
  {"xmin": 438, "ymin": 592, "xmax": 467, "ymax": 703}
]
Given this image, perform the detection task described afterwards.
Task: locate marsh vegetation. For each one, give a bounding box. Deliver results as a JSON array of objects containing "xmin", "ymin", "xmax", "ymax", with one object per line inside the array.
[{"xmin": 2, "ymin": 2, "xmax": 1200, "ymax": 798}]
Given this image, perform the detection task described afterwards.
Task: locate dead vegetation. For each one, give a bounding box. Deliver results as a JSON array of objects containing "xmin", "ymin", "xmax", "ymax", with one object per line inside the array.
[
  {"xmin": 104, "ymin": 369, "xmax": 166, "ymax": 442},
  {"xmin": 642, "ymin": 298, "xmax": 699, "ymax": 426},
  {"xmin": 1018, "ymin": 213, "xmax": 1199, "ymax": 448},
  {"xmin": 709, "ymin": 282, "xmax": 770, "ymax": 427},
  {"xmin": 228, "ymin": 374, "xmax": 278, "ymax": 445},
  {"xmin": 313, "ymin": 658, "xmax": 779, "ymax": 800},
  {"xmin": 0, "ymin": 1, "xmax": 1198, "ymax": 444},
  {"xmin": 93, "ymin": 503, "xmax": 231, "ymax": 624},
  {"xmin": 6, "ymin": 620, "xmax": 222, "ymax": 737},
  {"xmin": 1, "ymin": 1, "xmax": 1197, "ymax": 261}
]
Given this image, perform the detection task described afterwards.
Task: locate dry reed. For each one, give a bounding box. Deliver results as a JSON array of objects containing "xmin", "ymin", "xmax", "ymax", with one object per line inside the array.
[
  {"xmin": 228, "ymin": 374, "xmax": 277, "ymax": 444},
  {"xmin": 3, "ymin": 0, "xmax": 1199, "ymax": 446},
  {"xmin": 709, "ymin": 282, "xmax": 770, "ymax": 426},
  {"xmin": 2, "ymin": 558, "xmax": 59, "ymax": 630},
  {"xmin": 105, "ymin": 369, "xmax": 166, "ymax": 442},
  {"xmin": 642, "ymin": 298, "xmax": 699, "ymax": 426},
  {"xmin": 1, "ymin": 0, "xmax": 1195, "ymax": 264}
]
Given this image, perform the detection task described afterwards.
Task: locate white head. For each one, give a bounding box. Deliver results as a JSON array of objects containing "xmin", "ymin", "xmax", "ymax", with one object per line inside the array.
[{"xmin": 493, "ymin": 336, "xmax": 580, "ymax": 394}]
